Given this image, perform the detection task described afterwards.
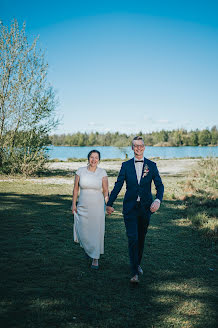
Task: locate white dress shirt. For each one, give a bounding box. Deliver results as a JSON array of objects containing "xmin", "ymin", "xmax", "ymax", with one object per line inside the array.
[
  {"xmin": 134, "ymin": 157, "xmax": 144, "ymax": 201},
  {"xmin": 134, "ymin": 157, "xmax": 160, "ymax": 204},
  {"xmin": 134, "ymin": 157, "xmax": 144, "ymax": 184}
]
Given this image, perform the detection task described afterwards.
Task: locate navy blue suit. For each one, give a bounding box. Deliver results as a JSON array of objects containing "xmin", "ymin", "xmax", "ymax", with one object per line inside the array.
[{"xmin": 107, "ymin": 157, "xmax": 164, "ymax": 275}]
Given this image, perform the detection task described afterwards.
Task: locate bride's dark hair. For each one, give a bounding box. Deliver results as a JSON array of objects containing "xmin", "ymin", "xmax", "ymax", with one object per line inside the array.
[{"xmin": 87, "ymin": 150, "xmax": 101, "ymax": 161}]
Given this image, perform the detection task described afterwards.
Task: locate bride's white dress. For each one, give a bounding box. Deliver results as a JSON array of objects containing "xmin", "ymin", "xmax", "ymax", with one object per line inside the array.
[{"xmin": 74, "ymin": 166, "xmax": 107, "ymax": 259}]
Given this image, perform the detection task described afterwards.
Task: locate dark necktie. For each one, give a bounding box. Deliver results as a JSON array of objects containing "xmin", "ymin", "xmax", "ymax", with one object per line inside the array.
[{"xmin": 135, "ymin": 160, "xmax": 144, "ymax": 163}]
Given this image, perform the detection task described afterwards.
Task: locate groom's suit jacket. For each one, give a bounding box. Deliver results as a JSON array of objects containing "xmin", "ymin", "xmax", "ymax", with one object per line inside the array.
[{"xmin": 107, "ymin": 157, "xmax": 164, "ymax": 215}]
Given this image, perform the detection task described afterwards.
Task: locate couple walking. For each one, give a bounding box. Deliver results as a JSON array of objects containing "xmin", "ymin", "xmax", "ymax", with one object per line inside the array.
[{"xmin": 72, "ymin": 136, "xmax": 164, "ymax": 283}]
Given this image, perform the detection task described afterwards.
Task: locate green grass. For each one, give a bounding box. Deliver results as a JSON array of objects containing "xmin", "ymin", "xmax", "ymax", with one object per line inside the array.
[
  {"xmin": 0, "ymin": 171, "xmax": 217, "ymax": 328},
  {"xmin": 178, "ymin": 158, "xmax": 218, "ymax": 240}
]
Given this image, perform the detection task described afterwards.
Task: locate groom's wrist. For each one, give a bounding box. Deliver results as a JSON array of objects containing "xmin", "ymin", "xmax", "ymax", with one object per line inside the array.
[{"xmin": 154, "ymin": 199, "xmax": 161, "ymax": 204}]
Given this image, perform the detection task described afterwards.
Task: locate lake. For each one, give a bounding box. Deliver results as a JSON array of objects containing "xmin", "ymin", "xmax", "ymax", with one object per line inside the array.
[{"xmin": 47, "ymin": 146, "xmax": 218, "ymax": 160}]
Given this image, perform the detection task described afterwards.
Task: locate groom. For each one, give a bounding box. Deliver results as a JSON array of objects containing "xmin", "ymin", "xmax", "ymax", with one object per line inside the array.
[{"xmin": 106, "ymin": 136, "xmax": 164, "ymax": 283}]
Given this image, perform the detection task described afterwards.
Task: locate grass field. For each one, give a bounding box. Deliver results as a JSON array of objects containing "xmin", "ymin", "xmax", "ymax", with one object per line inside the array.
[{"xmin": 0, "ymin": 161, "xmax": 217, "ymax": 328}]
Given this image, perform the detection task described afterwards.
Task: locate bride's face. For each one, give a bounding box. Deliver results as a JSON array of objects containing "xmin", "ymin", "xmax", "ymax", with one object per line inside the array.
[{"xmin": 89, "ymin": 152, "xmax": 99, "ymax": 167}]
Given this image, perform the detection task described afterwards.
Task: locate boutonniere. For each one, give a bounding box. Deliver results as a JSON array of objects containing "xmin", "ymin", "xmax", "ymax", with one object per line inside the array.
[{"xmin": 142, "ymin": 164, "xmax": 149, "ymax": 177}]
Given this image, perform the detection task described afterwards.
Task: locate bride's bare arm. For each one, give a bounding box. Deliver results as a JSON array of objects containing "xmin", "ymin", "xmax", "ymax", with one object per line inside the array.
[
  {"xmin": 72, "ymin": 175, "xmax": 80, "ymax": 213},
  {"xmin": 102, "ymin": 176, "xmax": 109, "ymax": 203}
]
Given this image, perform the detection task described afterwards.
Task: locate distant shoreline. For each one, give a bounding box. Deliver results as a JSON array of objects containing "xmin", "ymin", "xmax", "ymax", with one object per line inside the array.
[
  {"xmin": 49, "ymin": 128, "xmax": 218, "ymax": 147},
  {"xmin": 48, "ymin": 156, "xmax": 217, "ymax": 163}
]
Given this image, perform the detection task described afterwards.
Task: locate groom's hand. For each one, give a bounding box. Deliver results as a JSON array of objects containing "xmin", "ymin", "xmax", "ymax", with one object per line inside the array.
[
  {"xmin": 150, "ymin": 199, "xmax": 160, "ymax": 213},
  {"xmin": 106, "ymin": 206, "xmax": 114, "ymax": 215}
]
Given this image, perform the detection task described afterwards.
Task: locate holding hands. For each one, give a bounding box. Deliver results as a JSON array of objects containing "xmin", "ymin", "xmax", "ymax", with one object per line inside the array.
[
  {"xmin": 106, "ymin": 199, "xmax": 160, "ymax": 216},
  {"xmin": 106, "ymin": 206, "xmax": 114, "ymax": 215}
]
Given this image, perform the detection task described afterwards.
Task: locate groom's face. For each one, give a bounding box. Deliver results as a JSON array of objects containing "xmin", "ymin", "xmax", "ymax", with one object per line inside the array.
[{"xmin": 132, "ymin": 140, "xmax": 145, "ymax": 158}]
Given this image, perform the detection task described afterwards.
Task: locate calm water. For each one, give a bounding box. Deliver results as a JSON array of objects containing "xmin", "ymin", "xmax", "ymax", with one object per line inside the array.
[{"xmin": 47, "ymin": 146, "xmax": 218, "ymax": 160}]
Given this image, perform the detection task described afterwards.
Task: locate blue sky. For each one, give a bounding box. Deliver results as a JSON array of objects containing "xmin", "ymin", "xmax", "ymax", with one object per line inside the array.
[{"xmin": 1, "ymin": 0, "xmax": 218, "ymax": 134}]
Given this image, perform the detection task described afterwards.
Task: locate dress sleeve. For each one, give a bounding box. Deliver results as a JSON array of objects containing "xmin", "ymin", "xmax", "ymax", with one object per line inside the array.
[
  {"xmin": 101, "ymin": 168, "xmax": 107, "ymax": 178},
  {"xmin": 75, "ymin": 167, "xmax": 82, "ymax": 176}
]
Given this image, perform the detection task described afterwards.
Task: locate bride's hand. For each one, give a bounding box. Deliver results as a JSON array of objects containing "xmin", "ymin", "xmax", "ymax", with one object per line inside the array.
[
  {"xmin": 106, "ymin": 206, "xmax": 114, "ymax": 215},
  {"xmin": 72, "ymin": 204, "xmax": 77, "ymax": 214}
]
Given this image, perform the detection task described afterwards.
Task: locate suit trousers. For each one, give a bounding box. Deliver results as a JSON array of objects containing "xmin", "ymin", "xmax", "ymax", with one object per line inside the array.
[{"xmin": 124, "ymin": 202, "xmax": 151, "ymax": 276}]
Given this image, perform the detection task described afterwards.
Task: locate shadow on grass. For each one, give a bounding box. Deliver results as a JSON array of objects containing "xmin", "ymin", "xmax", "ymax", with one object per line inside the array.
[
  {"xmin": 0, "ymin": 191, "xmax": 217, "ymax": 328},
  {"xmin": 159, "ymin": 173, "xmax": 187, "ymax": 178},
  {"xmin": 181, "ymin": 193, "xmax": 218, "ymax": 242},
  {"xmin": 37, "ymin": 169, "xmax": 76, "ymax": 178},
  {"xmin": 36, "ymin": 169, "xmax": 118, "ymax": 179}
]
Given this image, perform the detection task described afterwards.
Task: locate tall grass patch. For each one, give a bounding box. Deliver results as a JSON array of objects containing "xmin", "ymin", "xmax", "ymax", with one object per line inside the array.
[{"xmin": 182, "ymin": 158, "xmax": 218, "ymax": 240}]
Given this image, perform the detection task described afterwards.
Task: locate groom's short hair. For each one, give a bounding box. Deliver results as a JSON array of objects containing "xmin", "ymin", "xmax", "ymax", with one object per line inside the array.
[{"xmin": 132, "ymin": 136, "xmax": 145, "ymax": 147}]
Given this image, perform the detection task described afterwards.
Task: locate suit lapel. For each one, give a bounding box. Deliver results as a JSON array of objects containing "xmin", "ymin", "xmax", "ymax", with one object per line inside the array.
[
  {"xmin": 130, "ymin": 158, "xmax": 139, "ymax": 185},
  {"xmin": 139, "ymin": 157, "xmax": 146, "ymax": 185}
]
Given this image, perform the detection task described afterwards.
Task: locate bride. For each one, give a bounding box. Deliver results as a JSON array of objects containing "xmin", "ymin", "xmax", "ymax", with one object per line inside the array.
[{"xmin": 72, "ymin": 150, "xmax": 109, "ymax": 269}]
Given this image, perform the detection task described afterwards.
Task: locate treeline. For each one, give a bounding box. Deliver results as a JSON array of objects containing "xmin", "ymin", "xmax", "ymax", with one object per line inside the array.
[{"xmin": 50, "ymin": 127, "xmax": 218, "ymax": 147}]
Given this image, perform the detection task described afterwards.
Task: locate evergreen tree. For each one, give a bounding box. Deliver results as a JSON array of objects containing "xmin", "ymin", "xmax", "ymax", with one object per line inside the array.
[{"xmin": 199, "ymin": 129, "xmax": 211, "ymax": 146}]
